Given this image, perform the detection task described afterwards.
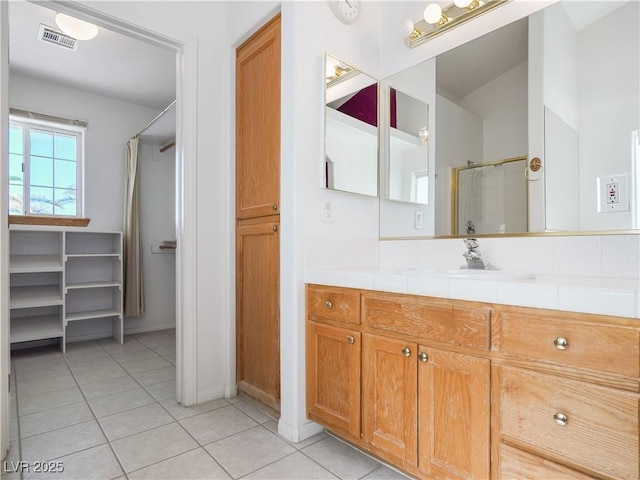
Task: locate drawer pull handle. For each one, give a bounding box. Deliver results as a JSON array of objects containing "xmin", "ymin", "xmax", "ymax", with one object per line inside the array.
[
  {"xmin": 272, "ymin": 224, "xmax": 278, "ymax": 232},
  {"xmin": 272, "ymin": 204, "xmax": 278, "ymax": 211},
  {"xmin": 347, "ymin": 336, "xmax": 355, "ymax": 345},
  {"xmin": 325, "ymin": 300, "xmax": 333, "ymax": 310},
  {"xmin": 418, "ymin": 352, "xmax": 428, "ymax": 363},
  {"xmin": 402, "ymin": 347, "xmax": 412, "ymax": 357},
  {"xmin": 553, "ymin": 412, "xmax": 568, "ymax": 426},
  {"xmin": 554, "ymin": 336, "xmax": 569, "ymax": 350}
]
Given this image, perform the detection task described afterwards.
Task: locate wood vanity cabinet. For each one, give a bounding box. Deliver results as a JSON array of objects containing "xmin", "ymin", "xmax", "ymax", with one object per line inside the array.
[
  {"xmin": 493, "ymin": 310, "xmax": 640, "ymax": 480},
  {"xmin": 306, "ymin": 286, "xmax": 362, "ymax": 439},
  {"xmin": 306, "ymin": 285, "xmax": 640, "ymax": 480}
]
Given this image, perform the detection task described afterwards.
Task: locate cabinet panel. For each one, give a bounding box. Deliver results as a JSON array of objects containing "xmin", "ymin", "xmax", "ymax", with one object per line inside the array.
[
  {"xmin": 498, "ymin": 366, "xmax": 639, "ymax": 480},
  {"xmin": 418, "ymin": 348, "xmax": 490, "ymax": 479},
  {"xmin": 235, "ymin": 15, "xmax": 281, "ymax": 219},
  {"xmin": 363, "ymin": 334, "xmax": 417, "ymax": 466},
  {"xmin": 500, "ymin": 312, "xmax": 639, "ymax": 378},
  {"xmin": 307, "ymin": 285, "xmax": 360, "ymax": 325},
  {"xmin": 364, "ymin": 293, "xmax": 491, "ymax": 350},
  {"xmin": 307, "ymin": 321, "xmax": 360, "ymax": 438},
  {"xmin": 236, "ymin": 219, "xmax": 280, "ymax": 409},
  {"xmin": 499, "ymin": 444, "xmax": 598, "ymax": 480}
]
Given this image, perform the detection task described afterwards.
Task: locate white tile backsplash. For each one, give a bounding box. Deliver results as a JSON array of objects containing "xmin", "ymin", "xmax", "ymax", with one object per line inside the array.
[
  {"xmin": 601, "ymin": 235, "xmax": 640, "ymax": 278},
  {"xmin": 552, "ymin": 236, "xmax": 602, "ymax": 277}
]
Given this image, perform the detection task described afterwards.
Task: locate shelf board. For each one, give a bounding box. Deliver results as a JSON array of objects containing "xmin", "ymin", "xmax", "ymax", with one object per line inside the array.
[
  {"xmin": 65, "ymin": 281, "xmax": 121, "ymax": 291},
  {"xmin": 65, "ymin": 253, "xmax": 121, "ymax": 260},
  {"xmin": 65, "ymin": 309, "xmax": 121, "ymax": 322},
  {"xmin": 11, "ymin": 315, "xmax": 63, "ymax": 343},
  {"xmin": 10, "ymin": 255, "xmax": 63, "ymax": 273},
  {"xmin": 10, "ymin": 285, "xmax": 63, "ymax": 309}
]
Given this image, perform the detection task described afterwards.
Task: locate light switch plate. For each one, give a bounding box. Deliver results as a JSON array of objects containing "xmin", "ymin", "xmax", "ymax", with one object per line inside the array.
[
  {"xmin": 597, "ymin": 174, "xmax": 630, "ymax": 213},
  {"xmin": 321, "ymin": 199, "xmax": 335, "ymax": 223}
]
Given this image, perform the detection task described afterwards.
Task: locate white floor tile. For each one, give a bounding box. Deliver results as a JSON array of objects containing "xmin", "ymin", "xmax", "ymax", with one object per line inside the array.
[
  {"xmin": 23, "ymin": 444, "xmax": 123, "ymax": 480},
  {"xmin": 263, "ymin": 421, "xmax": 328, "ymax": 450},
  {"xmin": 132, "ymin": 366, "xmax": 175, "ymax": 386},
  {"xmin": 204, "ymin": 426, "xmax": 295, "ymax": 478},
  {"xmin": 21, "ymin": 420, "xmax": 106, "ymax": 462},
  {"xmin": 79, "ymin": 375, "xmax": 140, "ymax": 400},
  {"xmin": 233, "ymin": 400, "xmax": 275, "ymax": 424},
  {"xmin": 88, "ymin": 387, "xmax": 155, "ymax": 418},
  {"xmin": 98, "ymin": 403, "xmax": 174, "ymax": 441},
  {"xmin": 160, "ymin": 397, "xmax": 228, "ymax": 421},
  {"xmin": 19, "ymin": 402, "xmax": 94, "ymax": 438},
  {"xmin": 128, "ymin": 448, "xmax": 230, "ymax": 480},
  {"xmin": 116, "ymin": 355, "xmax": 173, "ymax": 374},
  {"xmin": 180, "ymin": 405, "xmax": 258, "ymax": 445},
  {"xmin": 302, "ymin": 436, "xmax": 380, "ymax": 479},
  {"xmin": 18, "ymin": 386, "xmax": 84, "ymax": 416},
  {"xmin": 16, "ymin": 373, "xmax": 77, "ymax": 399},
  {"xmin": 361, "ymin": 465, "xmax": 411, "ymax": 479},
  {"xmin": 110, "ymin": 423, "xmax": 198, "ymax": 473},
  {"xmin": 144, "ymin": 380, "xmax": 176, "ymax": 401},
  {"xmin": 242, "ymin": 452, "xmax": 338, "ymax": 479}
]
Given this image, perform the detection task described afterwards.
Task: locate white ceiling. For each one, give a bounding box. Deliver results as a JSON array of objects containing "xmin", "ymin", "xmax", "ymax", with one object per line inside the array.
[{"xmin": 8, "ymin": 0, "xmax": 176, "ymax": 140}]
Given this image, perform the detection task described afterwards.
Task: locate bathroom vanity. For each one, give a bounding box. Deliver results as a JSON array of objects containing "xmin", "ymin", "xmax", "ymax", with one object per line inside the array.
[{"xmin": 305, "ymin": 274, "xmax": 639, "ymax": 479}]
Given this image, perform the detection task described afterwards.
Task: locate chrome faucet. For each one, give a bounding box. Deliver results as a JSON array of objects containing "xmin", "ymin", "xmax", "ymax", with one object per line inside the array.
[{"xmin": 462, "ymin": 238, "xmax": 486, "ymax": 270}]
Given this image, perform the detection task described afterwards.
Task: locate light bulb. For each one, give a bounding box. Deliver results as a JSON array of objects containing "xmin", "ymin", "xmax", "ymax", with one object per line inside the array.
[
  {"xmin": 55, "ymin": 13, "xmax": 99, "ymax": 41},
  {"xmin": 454, "ymin": 0, "xmax": 473, "ymax": 8},
  {"xmin": 402, "ymin": 19, "xmax": 415, "ymax": 37},
  {"xmin": 424, "ymin": 4, "xmax": 443, "ymax": 25}
]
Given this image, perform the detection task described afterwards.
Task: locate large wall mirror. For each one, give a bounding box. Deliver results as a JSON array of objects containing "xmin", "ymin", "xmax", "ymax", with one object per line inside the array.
[
  {"xmin": 324, "ymin": 53, "xmax": 378, "ymax": 197},
  {"xmin": 380, "ymin": 0, "xmax": 639, "ymax": 238}
]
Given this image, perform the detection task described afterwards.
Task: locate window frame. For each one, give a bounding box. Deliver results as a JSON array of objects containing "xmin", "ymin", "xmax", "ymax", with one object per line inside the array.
[{"xmin": 9, "ymin": 115, "xmax": 85, "ymax": 218}]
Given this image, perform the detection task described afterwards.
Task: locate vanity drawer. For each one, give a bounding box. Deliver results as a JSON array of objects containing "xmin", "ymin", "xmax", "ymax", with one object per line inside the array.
[
  {"xmin": 498, "ymin": 366, "xmax": 639, "ymax": 480},
  {"xmin": 500, "ymin": 312, "xmax": 640, "ymax": 378},
  {"xmin": 499, "ymin": 444, "xmax": 597, "ymax": 480},
  {"xmin": 363, "ymin": 293, "xmax": 491, "ymax": 350},
  {"xmin": 307, "ymin": 285, "xmax": 360, "ymax": 325}
]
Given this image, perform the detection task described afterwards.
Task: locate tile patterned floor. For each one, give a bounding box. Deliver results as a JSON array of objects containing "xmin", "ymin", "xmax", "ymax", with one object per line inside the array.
[{"xmin": 3, "ymin": 330, "xmax": 408, "ymax": 480}]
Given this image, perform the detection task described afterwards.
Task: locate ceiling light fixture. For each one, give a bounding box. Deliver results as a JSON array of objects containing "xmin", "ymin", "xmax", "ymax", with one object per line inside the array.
[
  {"xmin": 404, "ymin": 0, "xmax": 509, "ymax": 48},
  {"xmin": 55, "ymin": 13, "xmax": 99, "ymax": 41}
]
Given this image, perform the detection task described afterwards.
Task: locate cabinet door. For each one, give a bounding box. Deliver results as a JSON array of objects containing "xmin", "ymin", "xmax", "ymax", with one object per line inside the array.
[
  {"xmin": 236, "ymin": 218, "xmax": 280, "ymax": 409},
  {"xmin": 306, "ymin": 321, "xmax": 360, "ymax": 438},
  {"xmin": 236, "ymin": 14, "xmax": 281, "ymax": 219},
  {"xmin": 363, "ymin": 334, "xmax": 417, "ymax": 467},
  {"xmin": 418, "ymin": 348, "xmax": 490, "ymax": 479}
]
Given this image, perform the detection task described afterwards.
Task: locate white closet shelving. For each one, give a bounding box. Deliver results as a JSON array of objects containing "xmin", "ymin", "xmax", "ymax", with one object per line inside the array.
[{"xmin": 9, "ymin": 226, "xmax": 123, "ymax": 352}]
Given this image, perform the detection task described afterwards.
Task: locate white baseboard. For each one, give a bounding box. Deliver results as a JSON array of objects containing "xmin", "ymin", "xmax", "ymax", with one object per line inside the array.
[
  {"xmin": 66, "ymin": 331, "xmax": 114, "ymax": 343},
  {"xmin": 278, "ymin": 419, "xmax": 324, "ymax": 443},
  {"xmin": 225, "ymin": 384, "xmax": 238, "ymax": 398},
  {"xmin": 123, "ymin": 323, "xmax": 176, "ymax": 335},
  {"xmin": 196, "ymin": 386, "xmax": 227, "ymax": 404}
]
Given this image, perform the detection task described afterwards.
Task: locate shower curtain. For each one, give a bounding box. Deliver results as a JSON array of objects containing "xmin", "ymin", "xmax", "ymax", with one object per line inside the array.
[{"xmin": 123, "ymin": 137, "xmax": 144, "ymax": 316}]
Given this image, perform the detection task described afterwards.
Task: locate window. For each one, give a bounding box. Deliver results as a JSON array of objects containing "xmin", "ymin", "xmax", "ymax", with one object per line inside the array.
[
  {"xmin": 411, "ymin": 170, "xmax": 429, "ymax": 204},
  {"xmin": 9, "ymin": 117, "xmax": 84, "ymax": 217}
]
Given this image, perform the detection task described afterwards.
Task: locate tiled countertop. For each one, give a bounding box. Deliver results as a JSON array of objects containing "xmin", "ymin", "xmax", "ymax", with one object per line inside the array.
[{"xmin": 305, "ymin": 267, "xmax": 640, "ymax": 319}]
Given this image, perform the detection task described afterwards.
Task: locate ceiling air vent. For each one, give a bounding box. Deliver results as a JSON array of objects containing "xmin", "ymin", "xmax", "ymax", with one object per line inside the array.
[{"xmin": 38, "ymin": 24, "xmax": 78, "ymax": 52}]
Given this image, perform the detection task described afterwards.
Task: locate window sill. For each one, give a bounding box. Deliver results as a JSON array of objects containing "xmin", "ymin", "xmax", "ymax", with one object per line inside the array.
[{"xmin": 9, "ymin": 215, "xmax": 91, "ymax": 227}]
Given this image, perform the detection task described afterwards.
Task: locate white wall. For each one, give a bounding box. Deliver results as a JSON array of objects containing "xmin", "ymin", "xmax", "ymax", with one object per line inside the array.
[
  {"xmin": 578, "ymin": 2, "xmax": 639, "ymax": 231},
  {"xmin": 460, "ymin": 61, "xmax": 528, "ymax": 162},
  {"xmin": 9, "ymin": 74, "xmax": 161, "ymax": 231}
]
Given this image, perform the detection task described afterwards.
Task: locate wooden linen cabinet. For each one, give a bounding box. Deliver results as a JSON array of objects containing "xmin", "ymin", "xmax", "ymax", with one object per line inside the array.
[{"xmin": 235, "ymin": 14, "xmax": 281, "ymax": 409}]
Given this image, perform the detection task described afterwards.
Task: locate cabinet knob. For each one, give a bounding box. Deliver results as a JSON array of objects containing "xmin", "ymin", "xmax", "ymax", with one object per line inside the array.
[
  {"xmin": 325, "ymin": 300, "xmax": 333, "ymax": 310},
  {"xmin": 418, "ymin": 352, "xmax": 428, "ymax": 363},
  {"xmin": 347, "ymin": 336, "xmax": 355, "ymax": 345},
  {"xmin": 554, "ymin": 336, "xmax": 569, "ymax": 350},
  {"xmin": 553, "ymin": 412, "xmax": 568, "ymax": 426},
  {"xmin": 272, "ymin": 204, "xmax": 278, "ymax": 211},
  {"xmin": 402, "ymin": 346, "xmax": 411, "ymax": 357},
  {"xmin": 272, "ymin": 224, "xmax": 278, "ymax": 233}
]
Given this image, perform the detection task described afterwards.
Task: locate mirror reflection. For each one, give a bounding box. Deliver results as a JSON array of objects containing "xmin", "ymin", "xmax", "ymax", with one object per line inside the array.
[
  {"xmin": 380, "ymin": 0, "xmax": 639, "ymax": 238},
  {"xmin": 324, "ymin": 53, "xmax": 378, "ymax": 197},
  {"xmin": 387, "ymin": 88, "xmax": 429, "ymax": 204}
]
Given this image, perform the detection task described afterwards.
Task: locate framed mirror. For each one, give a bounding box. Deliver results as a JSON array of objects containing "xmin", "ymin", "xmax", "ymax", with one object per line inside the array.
[
  {"xmin": 324, "ymin": 53, "xmax": 378, "ymax": 197},
  {"xmin": 380, "ymin": 0, "xmax": 639, "ymax": 238}
]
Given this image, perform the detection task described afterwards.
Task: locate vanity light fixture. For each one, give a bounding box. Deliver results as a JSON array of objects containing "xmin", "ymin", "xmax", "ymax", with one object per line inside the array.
[
  {"xmin": 325, "ymin": 56, "xmax": 359, "ymax": 88},
  {"xmin": 55, "ymin": 13, "xmax": 99, "ymax": 41},
  {"xmin": 403, "ymin": 0, "xmax": 509, "ymax": 48}
]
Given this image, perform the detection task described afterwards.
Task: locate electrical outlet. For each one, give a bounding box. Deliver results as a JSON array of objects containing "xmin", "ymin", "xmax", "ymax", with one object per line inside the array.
[
  {"xmin": 414, "ymin": 210, "xmax": 424, "ymax": 230},
  {"xmin": 321, "ymin": 199, "xmax": 335, "ymax": 223},
  {"xmin": 598, "ymin": 174, "xmax": 630, "ymax": 213},
  {"xmin": 606, "ymin": 181, "xmax": 619, "ymax": 204}
]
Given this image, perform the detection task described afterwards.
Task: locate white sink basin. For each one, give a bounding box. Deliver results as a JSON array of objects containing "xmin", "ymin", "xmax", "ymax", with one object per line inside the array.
[{"xmin": 399, "ymin": 267, "xmax": 535, "ymax": 281}]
